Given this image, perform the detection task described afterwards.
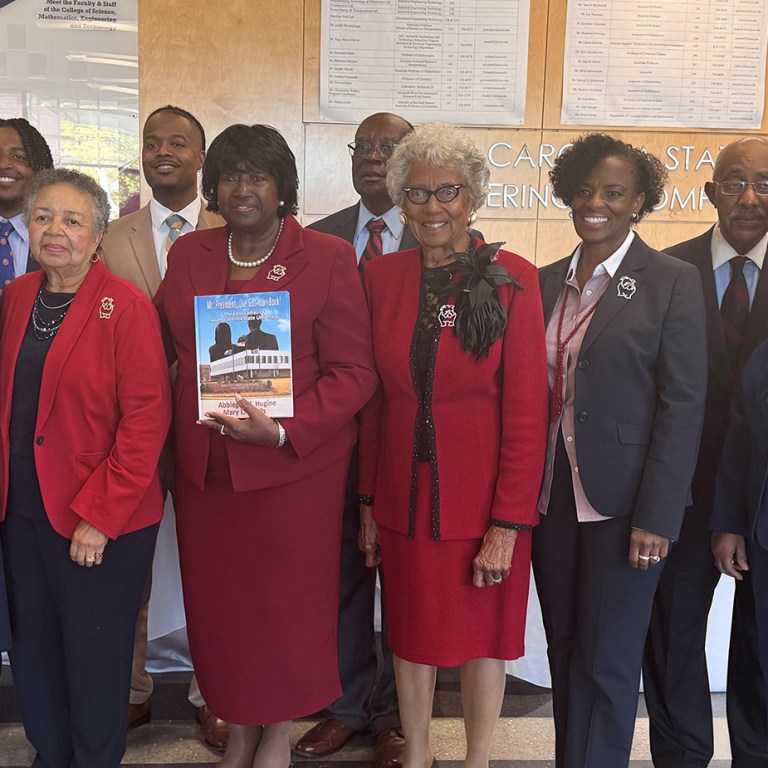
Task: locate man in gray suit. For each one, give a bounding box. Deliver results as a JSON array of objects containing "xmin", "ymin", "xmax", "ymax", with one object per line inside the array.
[
  {"xmin": 100, "ymin": 105, "xmax": 228, "ymax": 750},
  {"xmin": 295, "ymin": 112, "xmax": 414, "ymax": 768}
]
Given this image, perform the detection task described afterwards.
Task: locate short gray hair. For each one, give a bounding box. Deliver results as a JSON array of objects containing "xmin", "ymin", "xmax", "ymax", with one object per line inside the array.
[
  {"xmin": 386, "ymin": 123, "xmax": 490, "ymax": 209},
  {"xmin": 23, "ymin": 168, "xmax": 111, "ymax": 235}
]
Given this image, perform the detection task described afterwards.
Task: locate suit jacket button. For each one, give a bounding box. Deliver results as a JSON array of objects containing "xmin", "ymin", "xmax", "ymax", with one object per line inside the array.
[
  {"xmin": 578, "ymin": 360, "xmax": 589, "ymax": 369},
  {"xmin": 577, "ymin": 411, "xmax": 588, "ymax": 422},
  {"xmin": 35, "ymin": 436, "xmax": 45, "ymax": 446}
]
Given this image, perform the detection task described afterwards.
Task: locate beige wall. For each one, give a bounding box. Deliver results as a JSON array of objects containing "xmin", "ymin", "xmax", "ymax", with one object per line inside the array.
[{"xmin": 139, "ymin": 0, "xmax": 768, "ymax": 265}]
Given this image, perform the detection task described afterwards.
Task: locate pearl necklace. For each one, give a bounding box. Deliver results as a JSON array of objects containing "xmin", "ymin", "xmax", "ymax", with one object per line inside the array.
[{"xmin": 228, "ymin": 218, "xmax": 284, "ymax": 269}]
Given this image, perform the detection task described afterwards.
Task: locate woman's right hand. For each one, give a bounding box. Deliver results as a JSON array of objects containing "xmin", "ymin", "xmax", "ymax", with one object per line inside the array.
[{"xmin": 358, "ymin": 504, "xmax": 381, "ymax": 568}]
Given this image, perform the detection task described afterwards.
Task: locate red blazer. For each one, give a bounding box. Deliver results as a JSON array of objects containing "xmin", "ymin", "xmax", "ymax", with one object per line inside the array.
[
  {"xmin": 0, "ymin": 261, "xmax": 172, "ymax": 540},
  {"xmin": 154, "ymin": 214, "xmax": 378, "ymax": 491},
  {"xmin": 359, "ymin": 247, "xmax": 548, "ymax": 540}
]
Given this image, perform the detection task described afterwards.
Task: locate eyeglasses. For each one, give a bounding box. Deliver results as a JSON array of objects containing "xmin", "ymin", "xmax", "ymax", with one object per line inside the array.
[
  {"xmin": 347, "ymin": 141, "xmax": 399, "ymax": 158},
  {"xmin": 402, "ymin": 184, "xmax": 463, "ymax": 205},
  {"xmin": 713, "ymin": 180, "xmax": 768, "ymax": 196}
]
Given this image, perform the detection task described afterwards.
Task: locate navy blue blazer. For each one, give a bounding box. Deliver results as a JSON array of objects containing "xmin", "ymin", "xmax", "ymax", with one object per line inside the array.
[
  {"xmin": 712, "ymin": 338, "xmax": 768, "ymax": 545},
  {"xmin": 539, "ymin": 234, "xmax": 708, "ymax": 540}
]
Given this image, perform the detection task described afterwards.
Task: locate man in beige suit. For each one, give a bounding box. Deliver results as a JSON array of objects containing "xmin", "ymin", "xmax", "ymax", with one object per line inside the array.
[{"xmin": 100, "ymin": 105, "xmax": 228, "ymax": 750}]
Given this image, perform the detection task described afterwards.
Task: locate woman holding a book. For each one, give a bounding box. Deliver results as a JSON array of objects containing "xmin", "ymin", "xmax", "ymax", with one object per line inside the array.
[{"xmin": 155, "ymin": 124, "xmax": 377, "ymax": 768}]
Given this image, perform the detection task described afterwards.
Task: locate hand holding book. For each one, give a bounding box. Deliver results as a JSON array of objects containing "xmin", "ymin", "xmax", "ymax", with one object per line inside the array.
[{"xmin": 197, "ymin": 396, "xmax": 283, "ymax": 446}]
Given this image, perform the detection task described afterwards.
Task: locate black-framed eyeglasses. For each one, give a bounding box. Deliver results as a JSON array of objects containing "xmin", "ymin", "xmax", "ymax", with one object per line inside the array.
[
  {"xmin": 347, "ymin": 141, "xmax": 398, "ymax": 158},
  {"xmin": 713, "ymin": 179, "xmax": 768, "ymax": 196},
  {"xmin": 402, "ymin": 184, "xmax": 463, "ymax": 205}
]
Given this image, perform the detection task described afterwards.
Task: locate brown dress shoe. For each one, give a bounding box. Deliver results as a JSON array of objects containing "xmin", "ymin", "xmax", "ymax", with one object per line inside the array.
[
  {"xmin": 196, "ymin": 704, "xmax": 230, "ymax": 750},
  {"xmin": 294, "ymin": 717, "xmax": 358, "ymax": 756},
  {"xmin": 127, "ymin": 699, "xmax": 151, "ymax": 729},
  {"xmin": 375, "ymin": 728, "xmax": 405, "ymax": 768}
]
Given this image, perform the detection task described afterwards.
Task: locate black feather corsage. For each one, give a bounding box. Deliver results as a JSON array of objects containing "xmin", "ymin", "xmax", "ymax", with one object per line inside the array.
[{"xmin": 441, "ymin": 239, "xmax": 523, "ymax": 359}]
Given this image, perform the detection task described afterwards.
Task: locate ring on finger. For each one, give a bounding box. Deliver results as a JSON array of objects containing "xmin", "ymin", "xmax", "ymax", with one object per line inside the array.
[
  {"xmin": 638, "ymin": 555, "xmax": 651, "ymax": 561},
  {"xmin": 86, "ymin": 556, "xmax": 96, "ymax": 563},
  {"xmin": 491, "ymin": 576, "xmax": 502, "ymax": 584},
  {"xmin": 649, "ymin": 555, "xmax": 662, "ymax": 563},
  {"xmin": 220, "ymin": 424, "xmax": 226, "ymax": 436}
]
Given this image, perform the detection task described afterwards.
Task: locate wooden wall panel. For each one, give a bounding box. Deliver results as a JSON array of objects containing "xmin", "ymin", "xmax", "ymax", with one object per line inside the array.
[{"xmin": 138, "ymin": 0, "xmax": 305, "ymax": 202}]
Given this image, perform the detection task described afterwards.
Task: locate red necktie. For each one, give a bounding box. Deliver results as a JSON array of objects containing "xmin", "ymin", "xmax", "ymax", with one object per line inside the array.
[
  {"xmin": 720, "ymin": 256, "xmax": 749, "ymax": 375},
  {"xmin": 360, "ymin": 218, "xmax": 386, "ymax": 272}
]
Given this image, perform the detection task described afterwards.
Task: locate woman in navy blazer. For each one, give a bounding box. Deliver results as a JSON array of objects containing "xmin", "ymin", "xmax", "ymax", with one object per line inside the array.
[
  {"xmin": 155, "ymin": 125, "xmax": 377, "ymax": 768},
  {"xmin": 0, "ymin": 169, "xmax": 171, "ymax": 767},
  {"xmin": 534, "ymin": 135, "xmax": 708, "ymax": 768}
]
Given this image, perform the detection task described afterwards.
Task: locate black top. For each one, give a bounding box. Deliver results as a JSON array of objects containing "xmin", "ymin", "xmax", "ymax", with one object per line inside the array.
[{"xmin": 8, "ymin": 290, "xmax": 74, "ymax": 519}]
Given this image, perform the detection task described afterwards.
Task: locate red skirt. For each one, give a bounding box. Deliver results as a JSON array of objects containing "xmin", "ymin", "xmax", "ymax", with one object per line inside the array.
[
  {"xmin": 378, "ymin": 464, "xmax": 532, "ymax": 666},
  {"xmin": 174, "ymin": 439, "xmax": 347, "ymax": 725}
]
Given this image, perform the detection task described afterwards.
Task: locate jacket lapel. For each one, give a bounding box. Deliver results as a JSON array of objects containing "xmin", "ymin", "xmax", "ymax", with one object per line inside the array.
[
  {"xmin": 539, "ymin": 256, "xmax": 572, "ymax": 326},
  {"xmin": 580, "ymin": 236, "xmax": 647, "ymax": 357},
  {"xmin": 130, "ymin": 207, "xmax": 162, "ymax": 297},
  {"xmin": 742, "ymin": 240, "xmax": 768, "ymax": 370}
]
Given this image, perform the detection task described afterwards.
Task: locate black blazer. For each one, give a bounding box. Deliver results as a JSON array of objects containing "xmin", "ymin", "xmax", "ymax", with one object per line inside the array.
[
  {"xmin": 712, "ymin": 338, "xmax": 768, "ymax": 544},
  {"xmin": 539, "ymin": 234, "xmax": 708, "ymax": 540},
  {"xmin": 665, "ymin": 227, "xmax": 768, "ymax": 521},
  {"xmin": 307, "ymin": 203, "xmax": 420, "ymax": 250}
]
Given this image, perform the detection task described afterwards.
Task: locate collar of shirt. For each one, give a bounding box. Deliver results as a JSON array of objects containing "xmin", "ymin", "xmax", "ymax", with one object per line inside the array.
[
  {"xmin": 150, "ymin": 197, "xmax": 202, "ymax": 269},
  {"xmin": 353, "ymin": 202, "xmax": 406, "ymax": 260},
  {"xmin": 150, "ymin": 196, "xmax": 202, "ymax": 233},
  {"xmin": 711, "ymin": 222, "xmax": 768, "ymax": 272},
  {"xmin": 565, "ymin": 230, "xmax": 635, "ymax": 285}
]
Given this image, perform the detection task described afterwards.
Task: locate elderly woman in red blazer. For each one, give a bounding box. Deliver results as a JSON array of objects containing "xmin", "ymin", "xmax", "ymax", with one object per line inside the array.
[
  {"xmin": 154, "ymin": 124, "xmax": 377, "ymax": 768},
  {"xmin": 0, "ymin": 168, "xmax": 171, "ymax": 768},
  {"xmin": 357, "ymin": 123, "xmax": 549, "ymax": 768}
]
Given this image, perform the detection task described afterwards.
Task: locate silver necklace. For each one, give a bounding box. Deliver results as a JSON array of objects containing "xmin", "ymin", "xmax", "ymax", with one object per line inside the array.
[
  {"xmin": 32, "ymin": 288, "xmax": 73, "ymax": 340},
  {"xmin": 228, "ymin": 217, "xmax": 284, "ymax": 269}
]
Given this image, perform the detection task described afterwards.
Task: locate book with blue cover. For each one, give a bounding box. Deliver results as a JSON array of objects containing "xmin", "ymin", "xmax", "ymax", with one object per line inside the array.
[{"xmin": 193, "ymin": 291, "xmax": 293, "ymax": 420}]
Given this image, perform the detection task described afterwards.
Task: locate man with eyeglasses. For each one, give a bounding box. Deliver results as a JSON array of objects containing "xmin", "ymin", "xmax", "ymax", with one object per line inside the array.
[
  {"xmin": 296, "ymin": 112, "xmax": 414, "ymax": 768},
  {"xmin": 644, "ymin": 136, "xmax": 768, "ymax": 768}
]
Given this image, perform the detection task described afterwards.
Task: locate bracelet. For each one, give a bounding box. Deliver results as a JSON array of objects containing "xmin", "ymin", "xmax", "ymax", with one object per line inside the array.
[
  {"xmin": 490, "ymin": 518, "xmax": 532, "ymax": 532},
  {"xmin": 358, "ymin": 494, "xmax": 375, "ymax": 506},
  {"xmin": 273, "ymin": 419, "xmax": 287, "ymax": 448}
]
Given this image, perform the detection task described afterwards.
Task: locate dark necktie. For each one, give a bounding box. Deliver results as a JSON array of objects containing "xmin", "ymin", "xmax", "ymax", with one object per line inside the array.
[
  {"xmin": 360, "ymin": 218, "xmax": 386, "ymax": 272},
  {"xmin": 720, "ymin": 255, "xmax": 750, "ymax": 374},
  {"xmin": 0, "ymin": 220, "xmax": 16, "ymax": 294}
]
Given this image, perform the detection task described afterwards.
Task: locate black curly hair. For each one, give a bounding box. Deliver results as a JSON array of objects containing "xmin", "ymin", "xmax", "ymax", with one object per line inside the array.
[
  {"xmin": 0, "ymin": 117, "xmax": 53, "ymax": 172},
  {"xmin": 550, "ymin": 133, "xmax": 667, "ymax": 221},
  {"xmin": 202, "ymin": 124, "xmax": 299, "ymax": 216}
]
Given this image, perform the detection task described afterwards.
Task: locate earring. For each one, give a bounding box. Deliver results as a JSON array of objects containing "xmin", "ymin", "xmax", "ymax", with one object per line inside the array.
[
  {"xmin": 90, "ymin": 252, "xmax": 100, "ymax": 263},
  {"xmin": 399, "ymin": 212, "xmax": 407, "ymax": 226},
  {"xmin": 631, "ymin": 212, "xmax": 640, "ymax": 223},
  {"xmin": 278, "ymin": 200, "xmax": 285, "ymax": 207},
  {"xmin": 468, "ymin": 209, "xmax": 478, "ymax": 225},
  {"xmin": 568, "ymin": 211, "xmax": 573, "ymax": 219}
]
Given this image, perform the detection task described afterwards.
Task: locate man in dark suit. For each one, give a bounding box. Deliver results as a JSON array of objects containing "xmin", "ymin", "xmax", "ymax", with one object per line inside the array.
[
  {"xmin": 644, "ymin": 136, "xmax": 768, "ymax": 768},
  {"xmin": 0, "ymin": 118, "xmax": 53, "ymax": 290},
  {"xmin": 713, "ymin": 338, "xmax": 768, "ymax": 751},
  {"xmin": 294, "ymin": 112, "xmax": 415, "ymax": 768},
  {"xmin": 100, "ymin": 105, "xmax": 228, "ymax": 750}
]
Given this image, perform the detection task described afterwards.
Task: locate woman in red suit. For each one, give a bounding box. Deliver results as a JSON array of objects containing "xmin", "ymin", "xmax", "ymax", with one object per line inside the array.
[
  {"xmin": 358, "ymin": 123, "xmax": 549, "ymax": 768},
  {"xmin": 154, "ymin": 124, "xmax": 377, "ymax": 768},
  {"xmin": 0, "ymin": 168, "xmax": 171, "ymax": 767}
]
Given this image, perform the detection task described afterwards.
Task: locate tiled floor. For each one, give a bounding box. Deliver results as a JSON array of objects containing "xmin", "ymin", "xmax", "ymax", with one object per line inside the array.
[{"xmin": 0, "ymin": 670, "xmax": 732, "ymax": 767}]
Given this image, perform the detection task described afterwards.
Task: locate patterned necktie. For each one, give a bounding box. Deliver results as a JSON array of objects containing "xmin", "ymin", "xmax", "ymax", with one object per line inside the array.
[
  {"xmin": 0, "ymin": 220, "xmax": 16, "ymax": 295},
  {"xmin": 720, "ymin": 255, "xmax": 750, "ymax": 375},
  {"xmin": 165, "ymin": 214, "xmax": 185, "ymax": 254},
  {"xmin": 360, "ymin": 218, "xmax": 386, "ymax": 273}
]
